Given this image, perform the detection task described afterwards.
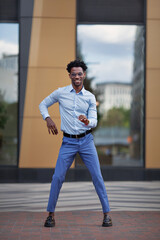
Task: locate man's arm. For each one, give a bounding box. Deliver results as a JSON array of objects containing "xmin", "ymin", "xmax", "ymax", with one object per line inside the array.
[
  {"xmin": 39, "ymin": 89, "xmax": 59, "ymax": 135},
  {"xmin": 78, "ymin": 95, "xmax": 97, "ymax": 128},
  {"xmin": 45, "ymin": 117, "xmax": 58, "ymax": 135}
]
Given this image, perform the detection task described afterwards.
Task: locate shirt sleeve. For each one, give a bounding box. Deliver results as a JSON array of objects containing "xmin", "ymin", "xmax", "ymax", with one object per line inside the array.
[
  {"xmin": 87, "ymin": 95, "xmax": 97, "ymax": 128},
  {"xmin": 39, "ymin": 89, "xmax": 59, "ymax": 120}
]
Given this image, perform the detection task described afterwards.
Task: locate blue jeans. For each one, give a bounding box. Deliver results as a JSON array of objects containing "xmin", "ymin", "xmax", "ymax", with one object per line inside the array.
[{"xmin": 47, "ymin": 133, "xmax": 111, "ymax": 213}]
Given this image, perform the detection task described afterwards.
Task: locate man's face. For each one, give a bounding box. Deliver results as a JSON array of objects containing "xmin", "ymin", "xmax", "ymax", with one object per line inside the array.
[{"xmin": 69, "ymin": 67, "xmax": 86, "ymax": 89}]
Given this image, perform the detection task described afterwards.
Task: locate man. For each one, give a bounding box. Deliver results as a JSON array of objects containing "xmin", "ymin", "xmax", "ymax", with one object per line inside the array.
[{"xmin": 39, "ymin": 60, "xmax": 112, "ymax": 228}]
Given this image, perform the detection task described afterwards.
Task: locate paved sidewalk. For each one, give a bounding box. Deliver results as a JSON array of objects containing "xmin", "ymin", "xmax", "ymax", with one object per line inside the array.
[
  {"xmin": 0, "ymin": 211, "xmax": 160, "ymax": 240},
  {"xmin": 0, "ymin": 182, "xmax": 160, "ymax": 239}
]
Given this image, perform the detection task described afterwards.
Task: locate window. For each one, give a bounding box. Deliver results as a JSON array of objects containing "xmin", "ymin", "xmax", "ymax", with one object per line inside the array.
[
  {"xmin": 76, "ymin": 24, "xmax": 144, "ymax": 167},
  {"xmin": 0, "ymin": 23, "xmax": 19, "ymax": 165}
]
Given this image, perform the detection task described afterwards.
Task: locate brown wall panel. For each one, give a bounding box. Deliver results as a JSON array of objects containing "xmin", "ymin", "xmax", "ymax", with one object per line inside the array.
[
  {"xmin": 23, "ymin": 68, "xmax": 71, "ymax": 117},
  {"xmin": 147, "ymin": 0, "xmax": 160, "ymax": 19},
  {"xmin": 146, "ymin": 20, "xmax": 160, "ymax": 69},
  {"xmin": 146, "ymin": 70, "xmax": 160, "ymax": 118},
  {"xmin": 19, "ymin": 0, "xmax": 76, "ymax": 168},
  {"xmin": 29, "ymin": 18, "xmax": 75, "ymax": 67},
  {"xmin": 19, "ymin": 118, "xmax": 62, "ymax": 168},
  {"xmin": 33, "ymin": 0, "xmax": 76, "ymax": 18},
  {"xmin": 146, "ymin": 0, "xmax": 160, "ymax": 168},
  {"xmin": 146, "ymin": 119, "xmax": 160, "ymax": 168}
]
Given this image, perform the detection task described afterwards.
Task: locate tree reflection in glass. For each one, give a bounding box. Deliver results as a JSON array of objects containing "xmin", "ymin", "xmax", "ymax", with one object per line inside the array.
[{"xmin": 0, "ymin": 23, "xmax": 19, "ymax": 165}]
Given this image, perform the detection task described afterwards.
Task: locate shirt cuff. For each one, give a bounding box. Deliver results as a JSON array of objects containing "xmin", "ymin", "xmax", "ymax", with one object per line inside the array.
[
  {"xmin": 87, "ymin": 119, "xmax": 97, "ymax": 128},
  {"xmin": 43, "ymin": 114, "xmax": 50, "ymax": 120}
]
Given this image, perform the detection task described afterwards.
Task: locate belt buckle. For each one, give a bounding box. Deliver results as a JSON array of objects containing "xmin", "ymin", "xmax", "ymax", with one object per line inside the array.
[{"xmin": 76, "ymin": 135, "xmax": 78, "ymax": 139}]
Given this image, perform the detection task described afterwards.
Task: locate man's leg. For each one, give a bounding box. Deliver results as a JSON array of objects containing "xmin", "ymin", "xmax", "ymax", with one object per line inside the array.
[
  {"xmin": 44, "ymin": 137, "xmax": 78, "ymax": 227},
  {"xmin": 47, "ymin": 138, "xmax": 77, "ymax": 213},
  {"xmin": 79, "ymin": 134, "xmax": 111, "ymax": 225}
]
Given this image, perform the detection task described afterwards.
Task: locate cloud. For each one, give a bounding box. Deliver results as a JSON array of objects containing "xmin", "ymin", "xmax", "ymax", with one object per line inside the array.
[
  {"xmin": 87, "ymin": 58, "xmax": 134, "ymax": 84},
  {"xmin": 78, "ymin": 25, "xmax": 137, "ymax": 44},
  {"xmin": 79, "ymin": 36, "xmax": 134, "ymax": 59},
  {"xmin": 0, "ymin": 40, "xmax": 18, "ymax": 58},
  {"xmin": 77, "ymin": 25, "xmax": 137, "ymax": 84}
]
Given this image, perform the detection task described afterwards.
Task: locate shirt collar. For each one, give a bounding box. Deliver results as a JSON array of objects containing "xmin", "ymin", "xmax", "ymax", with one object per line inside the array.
[{"xmin": 69, "ymin": 84, "xmax": 85, "ymax": 95}]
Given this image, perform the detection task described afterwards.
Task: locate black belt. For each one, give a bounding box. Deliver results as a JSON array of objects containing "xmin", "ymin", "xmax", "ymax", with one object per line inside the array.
[{"xmin": 63, "ymin": 129, "xmax": 92, "ymax": 138}]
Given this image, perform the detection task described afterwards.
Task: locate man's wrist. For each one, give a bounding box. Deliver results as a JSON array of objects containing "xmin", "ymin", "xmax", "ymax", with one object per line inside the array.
[{"xmin": 45, "ymin": 116, "xmax": 50, "ymax": 121}]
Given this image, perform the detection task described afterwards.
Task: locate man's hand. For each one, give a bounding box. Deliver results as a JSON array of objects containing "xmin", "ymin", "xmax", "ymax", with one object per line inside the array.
[
  {"xmin": 45, "ymin": 117, "xmax": 58, "ymax": 135},
  {"xmin": 78, "ymin": 115, "xmax": 89, "ymax": 125}
]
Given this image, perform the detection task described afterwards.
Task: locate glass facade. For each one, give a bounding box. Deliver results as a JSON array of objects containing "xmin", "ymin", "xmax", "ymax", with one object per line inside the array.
[
  {"xmin": 0, "ymin": 23, "xmax": 19, "ymax": 165},
  {"xmin": 76, "ymin": 24, "xmax": 144, "ymax": 167}
]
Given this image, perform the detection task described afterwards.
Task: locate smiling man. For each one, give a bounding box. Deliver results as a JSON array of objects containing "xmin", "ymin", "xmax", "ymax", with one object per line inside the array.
[{"xmin": 39, "ymin": 60, "xmax": 112, "ymax": 228}]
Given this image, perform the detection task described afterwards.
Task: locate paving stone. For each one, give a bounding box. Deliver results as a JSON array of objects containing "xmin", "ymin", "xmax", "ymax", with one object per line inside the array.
[{"xmin": 0, "ymin": 211, "xmax": 160, "ymax": 240}]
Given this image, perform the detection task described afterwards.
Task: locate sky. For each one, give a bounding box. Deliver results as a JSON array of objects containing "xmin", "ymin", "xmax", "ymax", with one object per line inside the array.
[
  {"xmin": 0, "ymin": 23, "xmax": 139, "ymax": 84},
  {"xmin": 0, "ymin": 23, "xmax": 19, "ymax": 103},
  {"xmin": 0, "ymin": 23, "xmax": 19, "ymax": 58},
  {"xmin": 0, "ymin": 23, "xmax": 142, "ymax": 85},
  {"xmin": 77, "ymin": 24, "xmax": 140, "ymax": 85}
]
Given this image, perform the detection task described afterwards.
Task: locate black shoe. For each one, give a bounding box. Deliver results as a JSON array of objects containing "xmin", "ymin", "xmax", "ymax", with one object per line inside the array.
[
  {"xmin": 102, "ymin": 214, "xmax": 112, "ymax": 227},
  {"xmin": 44, "ymin": 216, "xmax": 55, "ymax": 227}
]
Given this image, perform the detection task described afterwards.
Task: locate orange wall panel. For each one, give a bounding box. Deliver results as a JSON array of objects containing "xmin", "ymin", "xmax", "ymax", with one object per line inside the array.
[
  {"xmin": 33, "ymin": 0, "xmax": 76, "ymax": 18},
  {"xmin": 19, "ymin": 0, "xmax": 76, "ymax": 168},
  {"xmin": 147, "ymin": 0, "xmax": 160, "ymax": 19},
  {"xmin": 146, "ymin": 119, "xmax": 160, "ymax": 168},
  {"xmin": 146, "ymin": 70, "xmax": 160, "ymax": 118},
  {"xmin": 29, "ymin": 18, "xmax": 75, "ymax": 67},
  {"xmin": 19, "ymin": 118, "xmax": 62, "ymax": 168},
  {"xmin": 146, "ymin": 20, "xmax": 160, "ymax": 69},
  {"xmin": 24, "ymin": 68, "xmax": 70, "ymax": 117},
  {"xmin": 146, "ymin": 0, "xmax": 160, "ymax": 168}
]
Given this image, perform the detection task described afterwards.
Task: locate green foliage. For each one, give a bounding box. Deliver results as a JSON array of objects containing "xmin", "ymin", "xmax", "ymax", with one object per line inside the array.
[
  {"xmin": 100, "ymin": 107, "xmax": 130, "ymax": 127},
  {"xmin": 0, "ymin": 91, "xmax": 8, "ymax": 130}
]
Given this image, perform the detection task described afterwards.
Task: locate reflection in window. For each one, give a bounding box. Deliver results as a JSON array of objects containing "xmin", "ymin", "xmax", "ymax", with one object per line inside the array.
[
  {"xmin": 76, "ymin": 25, "xmax": 144, "ymax": 167},
  {"xmin": 0, "ymin": 24, "xmax": 19, "ymax": 165}
]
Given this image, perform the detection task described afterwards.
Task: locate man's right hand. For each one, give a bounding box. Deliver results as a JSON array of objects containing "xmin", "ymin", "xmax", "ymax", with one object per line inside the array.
[{"xmin": 45, "ymin": 117, "xmax": 58, "ymax": 135}]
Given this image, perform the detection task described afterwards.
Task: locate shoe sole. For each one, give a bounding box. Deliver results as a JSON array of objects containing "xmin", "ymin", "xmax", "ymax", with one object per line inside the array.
[
  {"xmin": 102, "ymin": 222, "xmax": 112, "ymax": 227},
  {"xmin": 44, "ymin": 225, "xmax": 55, "ymax": 227},
  {"xmin": 44, "ymin": 224, "xmax": 55, "ymax": 227},
  {"xmin": 44, "ymin": 221, "xmax": 55, "ymax": 228}
]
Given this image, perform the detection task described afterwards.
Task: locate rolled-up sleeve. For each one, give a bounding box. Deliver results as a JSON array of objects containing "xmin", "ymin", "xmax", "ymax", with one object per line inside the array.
[
  {"xmin": 39, "ymin": 89, "xmax": 59, "ymax": 120},
  {"xmin": 87, "ymin": 95, "xmax": 97, "ymax": 128}
]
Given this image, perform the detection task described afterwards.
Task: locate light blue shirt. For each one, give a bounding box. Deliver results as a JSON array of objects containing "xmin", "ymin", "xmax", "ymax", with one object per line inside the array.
[{"xmin": 39, "ymin": 84, "xmax": 97, "ymax": 135}]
